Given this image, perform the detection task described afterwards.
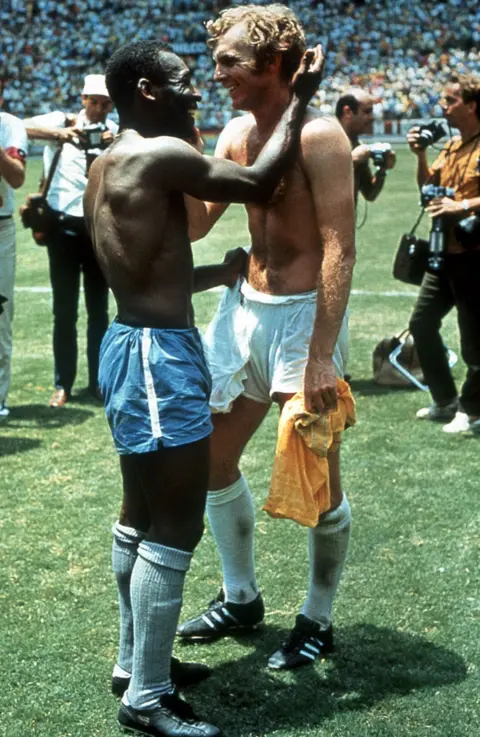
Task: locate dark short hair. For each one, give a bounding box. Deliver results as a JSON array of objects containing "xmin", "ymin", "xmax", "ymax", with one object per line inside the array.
[
  {"xmin": 106, "ymin": 40, "xmax": 173, "ymax": 116},
  {"xmin": 450, "ymin": 73, "xmax": 480, "ymax": 121},
  {"xmin": 335, "ymin": 94, "xmax": 360, "ymax": 119}
]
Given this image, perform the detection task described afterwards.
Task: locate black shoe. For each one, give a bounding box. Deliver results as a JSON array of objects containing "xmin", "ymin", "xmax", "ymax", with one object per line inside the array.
[
  {"xmin": 177, "ymin": 591, "xmax": 264, "ymax": 640},
  {"xmin": 118, "ymin": 690, "xmax": 221, "ymax": 737},
  {"xmin": 268, "ymin": 614, "xmax": 334, "ymax": 670},
  {"xmin": 112, "ymin": 657, "xmax": 211, "ymax": 697}
]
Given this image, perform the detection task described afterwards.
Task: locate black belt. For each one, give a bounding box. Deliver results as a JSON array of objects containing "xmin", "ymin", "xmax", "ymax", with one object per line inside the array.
[{"xmin": 0, "ymin": 214, "xmax": 12, "ymax": 220}]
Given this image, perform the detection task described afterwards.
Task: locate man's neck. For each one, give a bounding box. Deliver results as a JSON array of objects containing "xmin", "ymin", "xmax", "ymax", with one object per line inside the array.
[{"xmin": 251, "ymin": 85, "xmax": 292, "ymax": 136}]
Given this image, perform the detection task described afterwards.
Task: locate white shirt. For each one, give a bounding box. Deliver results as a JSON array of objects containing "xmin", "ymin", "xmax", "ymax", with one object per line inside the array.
[
  {"xmin": 0, "ymin": 112, "xmax": 28, "ymax": 217},
  {"xmin": 27, "ymin": 110, "xmax": 118, "ymax": 217}
]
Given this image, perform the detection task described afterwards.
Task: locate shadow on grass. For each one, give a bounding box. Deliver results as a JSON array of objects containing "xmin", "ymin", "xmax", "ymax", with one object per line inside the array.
[
  {"xmin": 349, "ymin": 378, "xmax": 423, "ymax": 397},
  {"xmin": 196, "ymin": 623, "xmax": 468, "ymax": 736},
  {"xmin": 0, "ymin": 436, "xmax": 42, "ymax": 456},
  {"xmin": 4, "ymin": 403, "xmax": 94, "ymax": 427}
]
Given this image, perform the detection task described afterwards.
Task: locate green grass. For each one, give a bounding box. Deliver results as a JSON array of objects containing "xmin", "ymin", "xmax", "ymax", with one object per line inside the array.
[{"xmin": 1, "ymin": 146, "xmax": 479, "ymax": 736}]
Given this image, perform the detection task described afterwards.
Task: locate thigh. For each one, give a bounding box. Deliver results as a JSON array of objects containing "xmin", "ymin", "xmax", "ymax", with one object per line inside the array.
[
  {"xmin": 209, "ymin": 395, "xmax": 270, "ymax": 489},
  {"xmin": 47, "ymin": 233, "xmax": 81, "ymax": 313},
  {"xmin": 409, "ymin": 270, "xmax": 455, "ymax": 326},
  {"xmin": 121, "ymin": 438, "xmax": 211, "ymax": 552},
  {"xmin": 81, "ymin": 234, "xmax": 109, "ymax": 313}
]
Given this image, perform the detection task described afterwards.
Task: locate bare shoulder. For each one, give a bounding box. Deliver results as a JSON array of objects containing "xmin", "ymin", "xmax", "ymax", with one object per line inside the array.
[
  {"xmin": 218, "ymin": 114, "xmax": 255, "ymax": 143},
  {"xmin": 300, "ymin": 110, "xmax": 351, "ymax": 156}
]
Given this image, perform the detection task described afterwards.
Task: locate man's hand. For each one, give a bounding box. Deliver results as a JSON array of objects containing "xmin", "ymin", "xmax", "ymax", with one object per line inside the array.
[
  {"xmin": 351, "ymin": 143, "xmax": 371, "ymax": 164},
  {"xmin": 303, "ymin": 357, "xmax": 338, "ymax": 415},
  {"xmin": 222, "ymin": 247, "xmax": 248, "ymax": 287},
  {"xmin": 406, "ymin": 127, "xmax": 426, "ymax": 155},
  {"xmin": 291, "ymin": 45, "xmax": 325, "ymax": 105},
  {"xmin": 55, "ymin": 127, "xmax": 82, "ymax": 144},
  {"xmin": 426, "ymin": 197, "xmax": 464, "ymax": 218},
  {"xmin": 385, "ymin": 150, "xmax": 396, "ymax": 170},
  {"xmin": 101, "ymin": 130, "xmax": 115, "ymax": 146}
]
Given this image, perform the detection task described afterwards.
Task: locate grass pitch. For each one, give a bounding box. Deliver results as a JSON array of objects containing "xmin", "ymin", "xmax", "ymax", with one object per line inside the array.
[{"xmin": 0, "ymin": 147, "xmax": 479, "ymax": 736}]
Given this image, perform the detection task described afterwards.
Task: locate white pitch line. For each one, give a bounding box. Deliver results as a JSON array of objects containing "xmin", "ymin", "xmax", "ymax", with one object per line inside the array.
[{"xmin": 15, "ymin": 285, "xmax": 419, "ymax": 297}]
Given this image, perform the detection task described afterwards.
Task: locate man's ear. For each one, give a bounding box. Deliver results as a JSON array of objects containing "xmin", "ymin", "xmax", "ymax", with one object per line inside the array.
[
  {"xmin": 268, "ymin": 52, "xmax": 283, "ymax": 76},
  {"xmin": 466, "ymin": 99, "xmax": 478, "ymax": 119},
  {"xmin": 138, "ymin": 78, "xmax": 155, "ymax": 100}
]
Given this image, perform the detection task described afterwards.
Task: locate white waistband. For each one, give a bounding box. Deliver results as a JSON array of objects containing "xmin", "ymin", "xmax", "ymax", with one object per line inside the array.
[{"xmin": 239, "ymin": 278, "xmax": 316, "ymax": 305}]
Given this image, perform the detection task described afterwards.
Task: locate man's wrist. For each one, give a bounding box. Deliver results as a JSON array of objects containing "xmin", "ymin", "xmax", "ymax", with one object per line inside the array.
[{"xmin": 461, "ymin": 199, "xmax": 470, "ymax": 212}]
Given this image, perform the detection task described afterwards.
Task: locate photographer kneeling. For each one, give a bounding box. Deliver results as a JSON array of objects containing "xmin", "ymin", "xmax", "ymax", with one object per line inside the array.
[
  {"xmin": 24, "ymin": 75, "xmax": 118, "ymax": 407},
  {"xmin": 336, "ymin": 88, "xmax": 396, "ymax": 206},
  {"xmin": 407, "ymin": 73, "xmax": 480, "ymax": 434}
]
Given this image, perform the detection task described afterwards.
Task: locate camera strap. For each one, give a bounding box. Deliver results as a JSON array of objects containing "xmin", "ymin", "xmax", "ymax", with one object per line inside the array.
[
  {"xmin": 41, "ymin": 143, "xmax": 64, "ymax": 199},
  {"xmin": 408, "ymin": 206, "xmax": 426, "ymax": 236}
]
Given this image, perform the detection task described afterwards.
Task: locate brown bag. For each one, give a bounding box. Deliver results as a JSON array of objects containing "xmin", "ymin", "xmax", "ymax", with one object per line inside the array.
[
  {"xmin": 19, "ymin": 143, "xmax": 63, "ymax": 246},
  {"xmin": 372, "ymin": 331, "xmax": 425, "ymax": 388}
]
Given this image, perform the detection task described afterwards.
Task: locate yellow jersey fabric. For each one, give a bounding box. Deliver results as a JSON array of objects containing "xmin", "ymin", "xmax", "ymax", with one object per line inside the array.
[{"xmin": 263, "ymin": 379, "xmax": 356, "ymax": 528}]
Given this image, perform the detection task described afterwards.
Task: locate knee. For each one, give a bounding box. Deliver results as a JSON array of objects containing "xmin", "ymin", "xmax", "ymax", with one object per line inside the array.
[
  {"xmin": 409, "ymin": 311, "xmax": 438, "ymax": 337},
  {"xmin": 183, "ymin": 518, "xmax": 205, "ymax": 552},
  {"xmin": 327, "ymin": 450, "xmax": 343, "ymax": 510},
  {"xmin": 149, "ymin": 518, "xmax": 205, "ymax": 554},
  {"xmin": 209, "ymin": 458, "xmax": 240, "ymax": 490}
]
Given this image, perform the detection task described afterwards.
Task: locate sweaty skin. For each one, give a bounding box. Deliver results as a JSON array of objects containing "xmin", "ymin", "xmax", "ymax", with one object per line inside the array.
[
  {"xmin": 83, "ymin": 48, "xmax": 324, "ymax": 331},
  {"xmin": 187, "ymin": 23, "xmax": 355, "ymax": 414},
  {"xmin": 193, "ymin": 109, "xmax": 355, "ymax": 412}
]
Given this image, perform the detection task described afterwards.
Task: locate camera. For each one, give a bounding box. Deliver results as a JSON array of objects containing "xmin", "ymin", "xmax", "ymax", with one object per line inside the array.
[
  {"xmin": 420, "ymin": 184, "xmax": 455, "ymax": 208},
  {"xmin": 415, "ymin": 120, "xmax": 446, "ymax": 150},
  {"xmin": 420, "ymin": 184, "xmax": 455, "ymax": 271},
  {"xmin": 369, "ymin": 142, "xmax": 392, "ymax": 168},
  {"xmin": 80, "ymin": 122, "xmax": 109, "ymax": 151},
  {"xmin": 455, "ymin": 213, "xmax": 480, "ymax": 250}
]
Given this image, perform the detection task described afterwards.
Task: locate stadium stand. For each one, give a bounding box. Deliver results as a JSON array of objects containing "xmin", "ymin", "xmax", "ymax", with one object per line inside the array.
[{"xmin": 1, "ymin": 0, "xmax": 479, "ymax": 129}]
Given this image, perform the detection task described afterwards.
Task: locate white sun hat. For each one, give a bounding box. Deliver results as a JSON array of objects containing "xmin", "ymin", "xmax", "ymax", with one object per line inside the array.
[{"xmin": 82, "ymin": 74, "xmax": 110, "ymax": 98}]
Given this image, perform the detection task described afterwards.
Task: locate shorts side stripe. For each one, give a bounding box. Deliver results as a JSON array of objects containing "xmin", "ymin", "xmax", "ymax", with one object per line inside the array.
[{"xmin": 141, "ymin": 328, "xmax": 162, "ymax": 439}]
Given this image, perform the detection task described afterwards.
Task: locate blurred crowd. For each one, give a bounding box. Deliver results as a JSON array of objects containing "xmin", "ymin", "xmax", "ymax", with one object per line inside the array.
[{"xmin": 1, "ymin": 0, "xmax": 480, "ymax": 127}]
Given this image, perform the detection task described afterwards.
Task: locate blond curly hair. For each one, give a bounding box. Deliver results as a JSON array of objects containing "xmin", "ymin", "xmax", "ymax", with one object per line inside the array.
[{"xmin": 206, "ymin": 3, "xmax": 306, "ymax": 82}]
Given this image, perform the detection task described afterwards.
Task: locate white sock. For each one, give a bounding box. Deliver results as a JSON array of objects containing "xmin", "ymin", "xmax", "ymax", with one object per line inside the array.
[
  {"xmin": 206, "ymin": 474, "xmax": 258, "ymax": 604},
  {"xmin": 111, "ymin": 521, "xmax": 145, "ymax": 675},
  {"xmin": 128, "ymin": 541, "xmax": 191, "ymax": 710},
  {"xmin": 301, "ymin": 494, "xmax": 352, "ymax": 629}
]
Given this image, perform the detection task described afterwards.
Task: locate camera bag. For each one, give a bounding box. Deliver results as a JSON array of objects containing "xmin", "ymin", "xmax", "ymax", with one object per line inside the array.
[
  {"xmin": 19, "ymin": 141, "xmax": 64, "ymax": 246},
  {"xmin": 393, "ymin": 208, "xmax": 429, "ymax": 286},
  {"xmin": 372, "ymin": 330, "xmax": 425, "ymax": 388}
]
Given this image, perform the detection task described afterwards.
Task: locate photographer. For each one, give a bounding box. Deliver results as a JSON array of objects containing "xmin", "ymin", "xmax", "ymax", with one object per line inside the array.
[
  {"xmin": 24, "ymin": 74, "xmax": 118, "ymax": 408},
  {"xmin": 0, "ymin": 80, "xmax": 28, "ymax": 419},
  {"xmin": 407, "ymin": 73, "xmax": 480, "ymax": 434},
  {"xmin": 336, "ymin": 88, "xmax": 396, "ymax": 206}
]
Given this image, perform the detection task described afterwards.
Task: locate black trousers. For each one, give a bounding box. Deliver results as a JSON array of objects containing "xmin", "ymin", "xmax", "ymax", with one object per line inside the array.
[
  {"xmin": 46, "ymin": 214, "xmax": 109, "ymax": 394},
  {"xmin": 409, "ymin": 251, "xmax": 480, "ymax": 416}
]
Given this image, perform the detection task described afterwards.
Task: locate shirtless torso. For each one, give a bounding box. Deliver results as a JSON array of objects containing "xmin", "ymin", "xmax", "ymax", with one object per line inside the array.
[
  {"xmin": 222, "ymin": 109, "xmax": 353, "ymax": 296},
  {"xmin": 84, "ymin": 132, "xmax": 197, "ymax": 329},
  {"xmin": 192, "ymin": 107, "xmax": 355, "ymax": 413}
]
